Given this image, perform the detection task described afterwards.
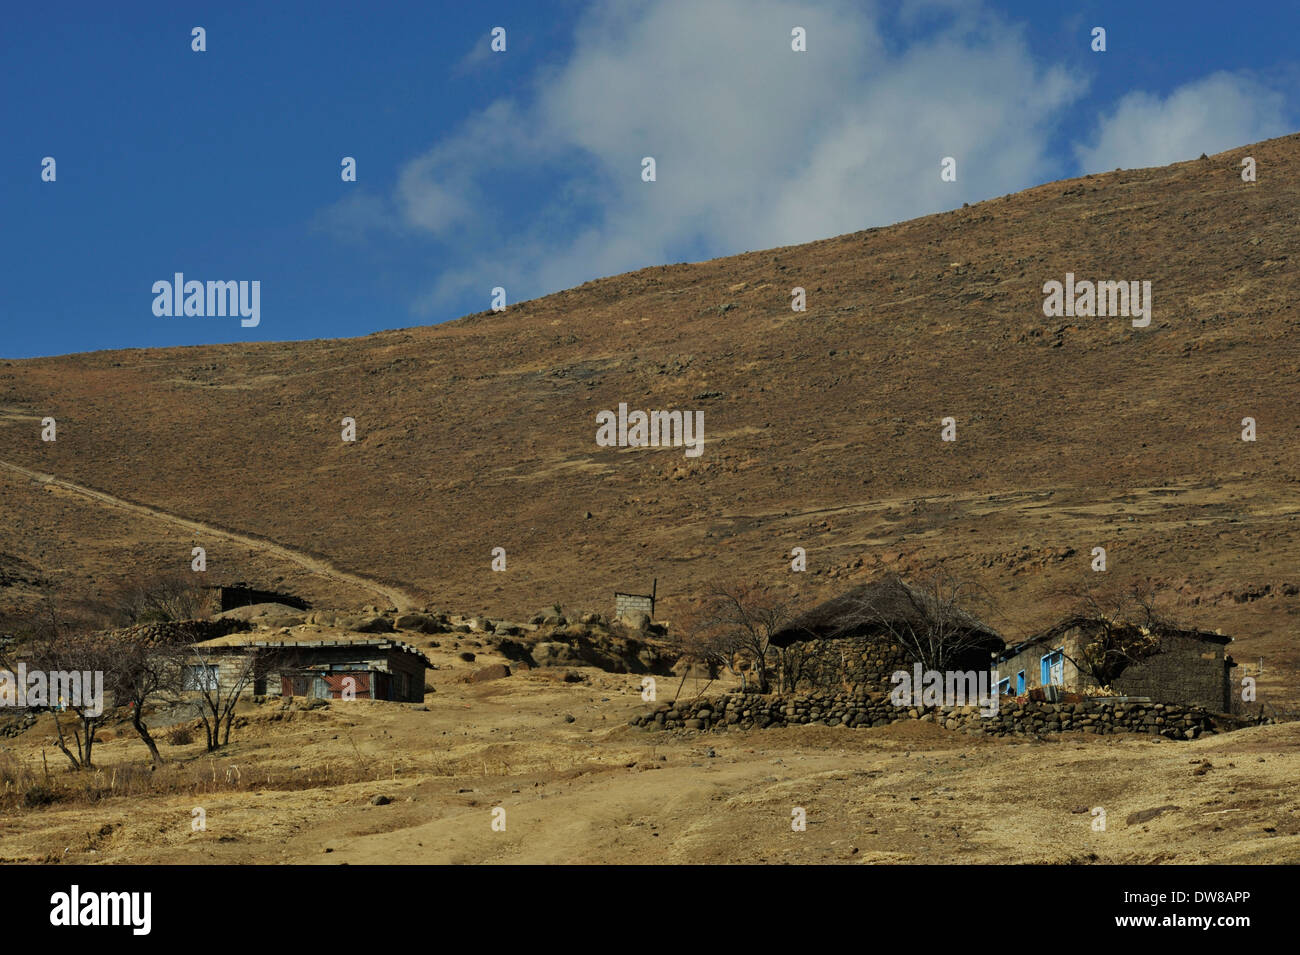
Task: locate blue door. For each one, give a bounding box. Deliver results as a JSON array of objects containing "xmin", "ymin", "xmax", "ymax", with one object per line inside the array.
[
  {"xmin": 1041, "ymin": 650, "xmax": 1065, "ymax": 686},
  {"xmin": 1016, "ymin": 671, "xmax": 1026, "ymax": 694}
]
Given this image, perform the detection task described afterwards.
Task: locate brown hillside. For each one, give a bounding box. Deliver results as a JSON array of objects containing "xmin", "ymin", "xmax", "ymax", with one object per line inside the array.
[{"xmin": 2, "ymin": 133, "xmax": 1298, "ymax": 702}]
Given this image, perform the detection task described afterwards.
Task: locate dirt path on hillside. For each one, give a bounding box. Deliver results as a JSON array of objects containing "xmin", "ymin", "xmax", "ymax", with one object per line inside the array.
[{"xmin": 0, "ymin": 458, "xmax": 421, "ymax": 610}]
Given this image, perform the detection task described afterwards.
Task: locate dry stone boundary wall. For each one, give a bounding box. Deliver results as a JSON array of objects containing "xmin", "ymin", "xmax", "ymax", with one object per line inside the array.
[{"xmin": 632, "ymin": 688, "xmax": 1243, "ymax": 740}]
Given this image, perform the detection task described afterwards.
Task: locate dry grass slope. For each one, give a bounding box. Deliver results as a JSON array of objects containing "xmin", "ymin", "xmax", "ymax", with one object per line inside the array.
[{"xmin": 1, "ymin": 133, "xmax": 1298, "ymax": 706}]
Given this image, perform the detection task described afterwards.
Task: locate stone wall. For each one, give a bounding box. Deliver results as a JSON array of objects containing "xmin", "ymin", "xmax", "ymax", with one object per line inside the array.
[
  {"xmin": 632, "ymin": 688, "xmax": 1252, "ymax": 740},
  {"xmin": 111, "ymin": 618, "xmax": 252, "ymax": 644},
  {"xmin": 0, "ymin": 710, "xmax": 37, "ymax": 738},
  {"xmin": 999, "ymin": 627, "xmax": 1234, "ymax": 714},
  {"xmin": 1110, "ymin": 633, "xmax": 1233, "ymax": 713},
  {"xmin": 784, "ymin": 633, "xmax": 914, "ymax": 692}
]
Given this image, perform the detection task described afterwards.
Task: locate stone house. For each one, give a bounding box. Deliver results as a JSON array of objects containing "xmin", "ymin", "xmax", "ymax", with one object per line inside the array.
[
  {"xmin": 182, "ymin": 635, "xmax": 431, "ymax": 703},
  {"xmin": 995, "ymin": 617, "xmax": 1236, "ymax": 713},
  {"xmin": 202, "ymin": 582, "xmax": 310, "ymax": 614},
  {"xmin": 615, "ymin": 581, "xmax": 656, "ymax": 620},
  {"xmin": 769, "ymin": 576, "xmax": 1005, "ymax": 692}
]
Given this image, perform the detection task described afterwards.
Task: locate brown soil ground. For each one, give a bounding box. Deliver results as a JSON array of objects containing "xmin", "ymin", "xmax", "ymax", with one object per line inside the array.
[{"xmin": 2, "ymin": 641, "xmax": 1296, "ymax": 865}]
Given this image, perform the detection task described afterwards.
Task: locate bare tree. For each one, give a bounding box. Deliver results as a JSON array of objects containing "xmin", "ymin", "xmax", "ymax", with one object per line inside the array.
[
  {"xmin": 669, "ymin": 605, "xmax": 728, "ymax": 688},
  {"xmin": 1, "ymin": 586, "xmax": 118, "ymax": 769},
  {"xmin": 1051, "ymin": 579, "xmax": 1179, "ymax": 689},
  {"xmin": 27, "ymin": 627, "xmax": 118, "ymax": 771},
  {"xmin": 105, "ymin": 631, "xmax": 190, "ymax": 766},
  {"xmin": 181, "ymin": 645, "xmax": 260, "ymax": 750},
  {"xmin": 675, "ymin": 582, "xmax": 800, "ymax": 694},
  {"xmin": 106, "ymin": 625, "xmax": 265, "ymax": 761},
  {"xmin": 842, "ymin": 569, "xmax": 996, "ymax": 671}
]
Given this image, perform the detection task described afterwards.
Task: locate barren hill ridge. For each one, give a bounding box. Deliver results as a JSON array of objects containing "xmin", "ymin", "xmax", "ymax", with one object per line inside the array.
[{"xmin": 2, "ymin": 133, "xmax": 1298, "ymax": 695}]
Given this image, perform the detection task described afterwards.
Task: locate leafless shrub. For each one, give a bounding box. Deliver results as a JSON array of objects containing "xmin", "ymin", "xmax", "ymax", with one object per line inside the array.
[
  {"xmin": 167, "ymin": 724, "xmax": 195, "ymax": 746},
  {"xmin": 841, "ymin": 568, "xmax": 997, "ymax": 672},
  {"xmin": 673, "ymin": 581, "xmax": 801, "ymax": 694},
  {"xmin": 1051, "ymin": 579, "xmax": 1182, "ymax": 688},
  {"xmin": 102, "ymin": 571, "xmax": 210, "ymax": 626}
]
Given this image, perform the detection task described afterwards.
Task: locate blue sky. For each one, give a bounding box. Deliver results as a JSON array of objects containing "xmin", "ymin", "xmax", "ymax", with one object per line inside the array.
[{"xmin": 4, "ymin": 0, "xmax": 1298, "ymax": 358}]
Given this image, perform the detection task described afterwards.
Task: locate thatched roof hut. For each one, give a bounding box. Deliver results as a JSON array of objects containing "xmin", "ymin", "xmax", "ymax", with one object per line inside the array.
[{"xmin": 771, "ymin": 575, "xmax": 1003, "ymax": 657}]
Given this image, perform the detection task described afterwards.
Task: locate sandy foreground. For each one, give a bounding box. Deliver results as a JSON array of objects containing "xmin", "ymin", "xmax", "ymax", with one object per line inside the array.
[{"xmin": 1, "ymin": 637, "xmax": 1296, "ymax": 865}]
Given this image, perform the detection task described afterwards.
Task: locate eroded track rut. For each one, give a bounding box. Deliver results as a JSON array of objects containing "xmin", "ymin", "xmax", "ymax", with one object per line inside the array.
[{"xmin": 0, "ymin": 459, "xmax": 420, "ymax": 611}]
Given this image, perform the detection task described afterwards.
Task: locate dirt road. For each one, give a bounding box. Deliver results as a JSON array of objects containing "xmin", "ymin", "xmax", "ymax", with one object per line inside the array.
[{"xmin": 0, "ymin": 458, "xmax": 421, "ymax": 611}]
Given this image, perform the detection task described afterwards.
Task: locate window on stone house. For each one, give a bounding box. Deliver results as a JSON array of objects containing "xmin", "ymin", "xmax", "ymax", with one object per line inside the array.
[{"xmin": 182, "ymin": 664, "xmax": 220, "ymax": 692}]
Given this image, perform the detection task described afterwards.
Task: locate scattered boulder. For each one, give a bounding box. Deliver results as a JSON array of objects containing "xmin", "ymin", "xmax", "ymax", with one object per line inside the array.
[
  {"xmin": 672, "ymin": 658, "xmax": 716, "ymax": 679},
  {"xmin": 525, "ymin": 632, "xmax": 675, "ymax": 674},
  {"xmin": 619, "ymin": 610, "xmax": 651, "ymax": 631},
  {"xmin": 395, "ymin": 611, "xmax": 445, "ymax": 633},
  {"xmin": 531, "ymin": 642, "xmax": 583, "ymax": 668},
  {"xmin": 0, "ymin": 710, "xmax": 38, "ymax": 739},
  {"xmin": 496, "ymin": 638, "xmax": 536, "ymax": 665},
  {"xmin": 341, "ymin": 614, "xmax": 394, "ymax": 634},
  {"xmin": 636, "ymin": 648, "xmax": 664, "ymax": 669}
]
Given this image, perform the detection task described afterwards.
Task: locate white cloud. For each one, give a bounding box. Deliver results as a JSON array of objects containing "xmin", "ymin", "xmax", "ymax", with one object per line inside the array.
[
  {"xmin": 310, "ymin": 191, "xmax": 399, "ymax": 243},
  {"xmin": 331, "ymin": 0, "xmax": 1093, "ymax": 313},
  {"xmin": 1074, "ymin": 71, "xmax": 1290, "ymax": 174}
]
